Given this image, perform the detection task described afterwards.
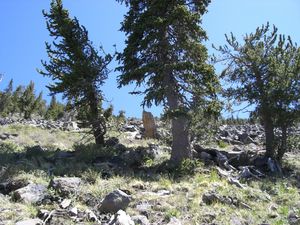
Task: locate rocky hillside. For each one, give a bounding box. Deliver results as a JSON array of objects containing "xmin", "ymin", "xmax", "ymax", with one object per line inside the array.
[{"xmin": 0, "ymin": 119, "xmax": 299, "ymax": 225}]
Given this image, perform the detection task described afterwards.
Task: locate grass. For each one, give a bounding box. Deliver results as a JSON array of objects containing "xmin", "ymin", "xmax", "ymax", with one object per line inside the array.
[{"xmin": 0, "ymin": 124, "xmax": 299, "ymax": 224}]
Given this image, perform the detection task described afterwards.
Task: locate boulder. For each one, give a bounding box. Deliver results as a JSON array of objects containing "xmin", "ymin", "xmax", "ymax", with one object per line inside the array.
[
  {"xmin": 15, "ymin": 218, "xmax": 43, "ymax": 225},
  {"xmin": 12, "ymin": 184, "xmax": 49, "ymax": 204},
  {"xmin": 132, "ymin": 215, "xmax": 150, "ymax": 225},
  {"xmin": 99, "ymin": 189, "xmax": 131, "ymax": 213},
  {"xmin": 0, "ymin": 178, "xmax": 30, "ymax": 195},
  {"xmin": 49, "ymin": 177, "xmax": 82, "ymax": 197},
  {"xmin": 109, "ymin": 210, "xmax": 135, "ymax": 225},
  {"xmin": 142, "ymin": 111, "xmax": 157, "ymax": 139}
]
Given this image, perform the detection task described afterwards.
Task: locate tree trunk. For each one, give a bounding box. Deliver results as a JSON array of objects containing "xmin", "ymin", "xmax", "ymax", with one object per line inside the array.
[
  {"xmin": 277, "ymin": 125, "xmax": 287, "ymax": 161},
  {"xmin": 166, "ymin": 89, "xmax": 192, "ymax": 165},
  {"xmin": 88, "ymin": 87, "xmax": 106, "ymax": 145},
  {"xmin": 264, "ymin": 115, "xmax": 275, "ymax": 158},
  {"xmin": 170, "ymin": 115, "xmax": 191, "ymax": 163}
]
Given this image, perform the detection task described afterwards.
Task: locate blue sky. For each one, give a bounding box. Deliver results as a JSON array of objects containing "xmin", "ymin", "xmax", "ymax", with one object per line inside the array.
[{"xmin": 0, "ymin": 0, "xmax": 299, "ymax": 118}]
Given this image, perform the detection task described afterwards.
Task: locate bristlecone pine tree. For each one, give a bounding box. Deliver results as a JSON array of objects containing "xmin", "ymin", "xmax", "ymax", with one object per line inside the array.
[
  {"xmin": 45, "ymin": 95, "xmax": 64, "ymax": 121},
  {"xmin": 19, "ymin": 81, "xmax": 43, "ymax": 119},
  {"xmin": 39, "ymin": 0, "xmax": 113, "ymax": 145},
  {"xmin": 214, "ymin": 23, "xmax": 300, "ymax": 160},
  {"xmin": 117, "ymin": 0, "xmax": 220, "ymax": 164}
]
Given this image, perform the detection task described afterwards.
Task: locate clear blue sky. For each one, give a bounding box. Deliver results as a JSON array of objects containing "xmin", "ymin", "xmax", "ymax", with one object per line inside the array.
[{"xmin": 0, "ymin": 0, "xmax": 299, "ymax": 118}]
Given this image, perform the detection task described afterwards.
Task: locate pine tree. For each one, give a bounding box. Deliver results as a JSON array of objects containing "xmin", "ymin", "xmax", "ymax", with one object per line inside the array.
[
  {"xmin": 11, "ymin": 85, "xmax": 24, "ymax": 115},
  {"xmin": 0, "ymin": 79, "xmax": 13, "ymax": 116},
  {"xmin": 19, "ymin": 81, "xmax": 43, "ymax": 119},
  {"xmin": 214, "ymin": 23, "xmax": 300, "ymax": 160},
  {"xmin": 45, "ymin": 95, "xmax": 64, "ymax": 120},
  {"xmin": 117, "ymin": 0, "xmax": 220, "ymax": 164},
  {"xmin": 39, "ymin": 0, "xmax": 113, "ymax": 145}
]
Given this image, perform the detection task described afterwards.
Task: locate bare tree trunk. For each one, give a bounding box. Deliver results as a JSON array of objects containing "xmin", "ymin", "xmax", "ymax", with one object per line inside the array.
[
  {"xmin": 88, "ymin": 87, "xmax": 106, "ymax": 145},
  {"xmin": 166, "ymin": 88, "xmax": 192, "ymax": 165},
  {"xmin": 264, "ymin": 115, "xmax": 275, "ymax": 158},
  {"xmin": 277, "ymin": 125, "xmax": 287, "ymax": 161},
  {"xmin": 170, "ymin": 114, "xmax": 191, "ymax": 163}
]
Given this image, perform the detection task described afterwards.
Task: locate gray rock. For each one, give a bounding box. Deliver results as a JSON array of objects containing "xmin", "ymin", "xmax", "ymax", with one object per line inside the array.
[
  {"xmin": 288, "ymin": 212, "xmax": 300, "ymax": 225},
  {"xmin": 132, "ymin": 215, "xmax": 150, "ymax": 225},
  {"xmin": 15, "ymin": 219, "xmax": 43, "ymax": 225},
  {"xmin": 167, "ymin": 217, "xmax": 182, "ymax": 225},
  {"xmin": 99, "ymin": 189, "xmax": 131, "ymax": 213},
  {"xmin": 60, "ymin": 199, "xmax": 72, "ymax": 209},
  {"xmin": 109, "ymin": 210, "xmax": 135, "ymax": 225},
  {"xmin": 49, "ymin": 177, "xmax": 82, "ymax": 197},
  {"xmin": 0, "ymin": 178, "xmax": 30, "ymax": 195},
  {"xmin": 12, "ymin": 183, "xmax": 49, "ymax": 204},
  {"xmin": 85, "ymin": 209, "xmax": 100, "ymax": 223}
]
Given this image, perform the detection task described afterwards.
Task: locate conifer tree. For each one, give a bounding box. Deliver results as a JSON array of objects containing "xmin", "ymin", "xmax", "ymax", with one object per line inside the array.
[
  {"xmin": 45, "ymin": 95, "xmax": 64, "ymax": 120},
  {"xmin": 19, "ymin": 81, "xmax": 43, "ymax": 119},
  {"xmin": 0, "ymin": 79, "xmax": 13, "ymax": 116},
  {"xmin": 39, "ymin": 0, "xmax": 113, "ymax": 144},
  {"xmin": 117, "ymin": 0, "xmax": 220, "ymax": 164},
  {"xmin": 214, "ymin": 23, "xmax": 300, "ymax": 160},
  {"xmin": 11, "ymin": 85, "xmax": 24, "ymax": 115}
]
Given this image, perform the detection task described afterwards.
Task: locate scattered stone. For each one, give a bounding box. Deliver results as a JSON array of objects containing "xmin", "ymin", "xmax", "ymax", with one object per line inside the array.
[
  {"xmin": 15, "ymin": 218, "xmax": 43, "ymax": 225},
  {"xmin": 69, "ymin": 207, "xmax": 78, "ymax": 217},
  {"xmin": 99, "ymin": 189, "xmax": 131, "ymax": 213},
  {"xmin": 49, "ymin": 177, "xmax": 82, "ymax": 197},
  {"xmin": 85, "ymin": 209, "xmax": 99, "ymax": 223},
  {"xmin": 167, "ymin": 217, "xmax": 182, "ymax": 225},
  {"xmin": 60, "ymin": 199, "xmax": 72, "ymax": 209},
  {"xmin": 288, "ymin": 212, "xmax": 300, "ymax": 225},
  {"xmin": 136, "ymin": 202, "xmax": 152, "ymax": 216},
  {"xmin": 109, "ymin": 210, "xmax": 135, "ymax": 225},
  {"xmin": 132, "ymin": 215, "xmax": 150, "ymax": 225},
  {"xmin": 0, "ymin": 179, "xmax": 30, "ymax": 195},
  {"xmin": 12, "ymin": 183, "xmax": 49, "ymax": 204},
  {"xmin": 38, "ymin": 209, "xmax": 50, "ymax": 220}
]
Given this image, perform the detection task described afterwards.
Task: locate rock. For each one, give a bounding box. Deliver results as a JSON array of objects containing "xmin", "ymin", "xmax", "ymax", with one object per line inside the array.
[
  {"xmin": 60, "ymin": 199, "xmax": 72, "ymax": 209},
  {"xmin": 0, "ymin": 178, "xmax": 30, "ymax": 195},
  {"xmin": 142, "ymin": 111, "xmax": 157, "ymax": 139},
  {"xmin": 69, "ymin": 207, "xmax": 78, "ymax": 217},
  {"xmin": 167, "ymin": 217, "xmax": 182, "ymax": 225},
  {"xmin": 135, "ymin": 202, "xmax": 152, "ymax": 216},
  {"xmin": 37, "ymin": 209, "xmax": 50, "ymax": 220},
  {"xmin": 85, "ymin": 209, "xmax": 99, "ymax": 223},
  {"xmin": 202, "ymin": 192, "xmax": 220, "ymax": 205},
  {"xmin": 49, "ymin": 177, "xmax": 82, "ymax": 197},
  {"xmin": 99, "ymin": 189, "xmax": 131, "ymax": 213},
  {"xmin": 131, "ymin": 215, "xmax": 150, "ymax": 225},
  {"xmin": 15, "ymin": 218, "xmax": 43, "ymax": 225},
  {"xmin": 109, "ymin": 210, "xmax": 135, "ymax": 225},
  {"xmin": 199, "ymin": 151, "xmax": 213, "ymax": 161},
  {"xmin": 12, "ymin": 183, "xmax": 49, "ymax": 204},
  {"xmin": 123, "ymin": 124, "xmax": 138, "ymax": 132},
  {"xmin": 288, "ymin": 212, "xmax": 300, "ymax": 225},
  {"xmin": 63, "ymin": 121, "xmax": 79, "ymax": 131}
]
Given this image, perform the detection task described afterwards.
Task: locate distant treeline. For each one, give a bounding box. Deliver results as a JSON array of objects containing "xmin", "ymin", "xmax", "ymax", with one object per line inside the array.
[{"xmin": 0, "ymin": 79, "xmax": 65, "ymax": 120}]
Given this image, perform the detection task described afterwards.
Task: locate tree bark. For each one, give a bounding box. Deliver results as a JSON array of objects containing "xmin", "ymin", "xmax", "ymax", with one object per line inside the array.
[
  {"xmin": 277, "ymin": 125, "xmax": 287, "ymax": 161},
  {"xmin": 263, "ymin": 115, "xmax": 275, "ymax": 158},
  {"xmin": 165, "ymin": 84, "xmax": 192, "ymax": 165},
  {"xmin": 88, "ymin": 87, "xmax": 106, "ymax": 145},
  {"xmin": 170, "ymin": 114, "xmax": 191, "ymax": 163}
]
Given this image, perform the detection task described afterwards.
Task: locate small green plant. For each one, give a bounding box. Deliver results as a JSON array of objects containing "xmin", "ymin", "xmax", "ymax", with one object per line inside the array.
[
  {"xmin": 82, "ymin": 169, "xmax": 101, "ymax": 184},
  {"xmin": 165, "ymin": 208, "xmax": 181, "ymax": 221},
  {"xmin": 173, "ymin": 159, "xmax": 202, "ymax": 177},
  {"xmin": 217, "ymin": 140, "xmax": 228, "ymax": 149}
]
